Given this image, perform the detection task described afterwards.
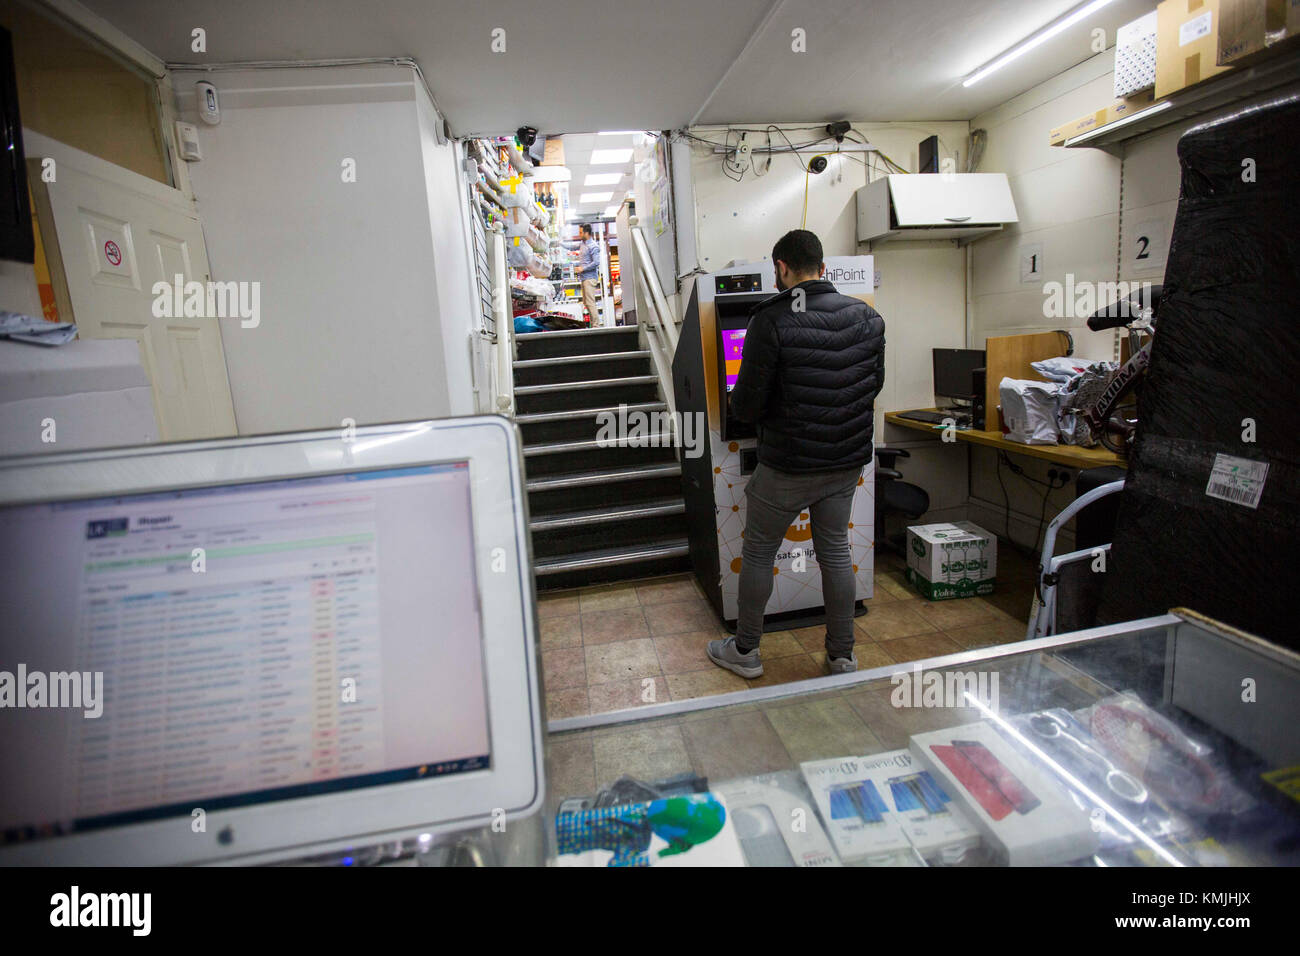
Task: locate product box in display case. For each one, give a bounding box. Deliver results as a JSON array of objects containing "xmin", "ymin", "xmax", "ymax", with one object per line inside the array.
[
  {"xmin": 716, "ymin": 773, "xmax": 840, "ymax": 867},
  {"xmin": 856, "ymin": 750, "xmax": 982, "ymax": 860},
  {"xmin": 910, "ymin": 721, "xmax": 1100, "ymax": 866},
  {"xmin": 800, "ymin": 756, "xmax": 919, "ymax": 865},
  {"xmin": 905, "ymin": 521, "xmax": 997, "ymax": 600}
]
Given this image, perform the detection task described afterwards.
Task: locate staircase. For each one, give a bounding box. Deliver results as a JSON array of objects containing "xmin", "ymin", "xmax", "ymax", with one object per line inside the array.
[{"xmin": 514, "ymin": 325, "xmax": 690, "ymax": 590}]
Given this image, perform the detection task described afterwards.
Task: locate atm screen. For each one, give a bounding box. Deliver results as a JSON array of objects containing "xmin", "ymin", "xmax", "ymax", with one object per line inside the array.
[{"xmin": 722, "ymin": 327, "xmax": 746, "ymax": 391}]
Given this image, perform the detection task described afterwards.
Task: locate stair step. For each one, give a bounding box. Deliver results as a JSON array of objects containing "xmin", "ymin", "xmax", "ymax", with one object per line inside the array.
[
  {"xmin": 515, "ymin": 326, "xmax": 638, "ymax": 342},
  {"xmin": 524, "ymin": 433, "xmax": 674, "ymax": 456},
  {"xmin": 514, "ymin": 375, "xmax": 658, "ymax": 396},
  {"xmin": 513, "ymin": 350, "xmax": 650, "ymax": 369},
  {"xmin": 530, "ymin": 498, "xmax": 685, "ymax": 532},
  {"xmin": 534, "ymin": 539, "xmax": 691, "ymax": 576},
  {"xmin": 526, "ymin": 462, "xmax": 680, "ymax": 492},
  {"xmin": 516, "ymin": 402, "xmax": 666, "ymax": 425}
]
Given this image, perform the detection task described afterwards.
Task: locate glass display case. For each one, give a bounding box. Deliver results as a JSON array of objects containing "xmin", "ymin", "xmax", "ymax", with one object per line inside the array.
[
  {"xmin": 531, "ymin": 610, "xmax": 1300, "ymax": 867},
  {"xmin": 394, "ymin": 609, "xmax": 1298, "ymax": 867}
]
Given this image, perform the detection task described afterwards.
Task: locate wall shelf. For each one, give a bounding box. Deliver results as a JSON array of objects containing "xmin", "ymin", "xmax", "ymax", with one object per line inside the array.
[{"xmin": 1065, "ymin": 50, "xmax": 1300, "ymax": 151}]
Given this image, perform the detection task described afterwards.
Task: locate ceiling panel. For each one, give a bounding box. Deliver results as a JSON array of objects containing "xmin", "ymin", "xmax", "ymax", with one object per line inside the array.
[{"xmin": 72, "ymin": 0, "xmax": 1157, "ymax": 131}]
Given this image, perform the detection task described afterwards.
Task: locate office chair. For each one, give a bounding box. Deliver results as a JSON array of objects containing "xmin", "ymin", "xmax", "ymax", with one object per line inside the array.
[{"xmin": 874, "ymin": 446, "xmax": 930, "ymax": 555}]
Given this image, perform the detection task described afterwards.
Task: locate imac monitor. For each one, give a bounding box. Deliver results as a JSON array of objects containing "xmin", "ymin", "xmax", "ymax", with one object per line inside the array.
[
  {"xmin": 0, "ymin": 417, "xmax": 543, "ymax": 864},
  {"xmin": 932, "ymin": 348, "xmax": 987, "ymax": 406}
]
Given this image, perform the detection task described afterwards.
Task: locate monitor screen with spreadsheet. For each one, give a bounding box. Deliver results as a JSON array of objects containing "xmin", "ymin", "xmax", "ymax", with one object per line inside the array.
[{"xmin": 0, "ymin": 418, "xmax": 543, "ymax": 864}]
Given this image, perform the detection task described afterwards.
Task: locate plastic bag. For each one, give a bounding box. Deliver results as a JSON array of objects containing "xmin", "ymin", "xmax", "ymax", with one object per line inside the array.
[
  {"xmin": 1057, "ymin": 361, "xmax": 1118, "ymax": 446},
  {"xmin": 1031, "ymin": 356, "xmax": 1091, "ymax": 383},
  {"xmin": 999, "ymin": 377, "xmax": 1061, "ymax": 445}
]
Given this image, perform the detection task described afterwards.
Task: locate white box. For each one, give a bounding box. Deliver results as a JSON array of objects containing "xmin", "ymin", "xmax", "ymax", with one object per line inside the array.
[
  {"xmin": 716, "ymin": 774, "xmax": 840, "ymax": 867},
  {"xmin": 905, "ymin": 521, "xmax": 997, "ymax": 601},
  {"xmin": 855, "ymin": 750, "xmax": 982, "ymax": 859},
  {"xmin": 800, "ymin": 756, "xmax": 917, "ymax": 864},
  {"xmin": 1115, "ymin": 11, "xmax": 1159, "ymax": 97},
  {"xmin": 910, "ymin": 722, "xmax": 1100, "ymax": 866}
]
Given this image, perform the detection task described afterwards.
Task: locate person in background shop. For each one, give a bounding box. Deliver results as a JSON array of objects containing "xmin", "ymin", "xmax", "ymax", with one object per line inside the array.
[
  {"xmin": 562, "ymin": 224, "xmax": 601, "ymax": 322},
  {"xmin": 709, "ymin": 228, "xmax": 886, "ymax": 679}
]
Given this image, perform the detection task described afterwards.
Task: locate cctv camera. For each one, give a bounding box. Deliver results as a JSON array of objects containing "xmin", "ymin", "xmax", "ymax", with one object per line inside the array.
[{"xmin": 809, "ymin": 155, "xmax": 829, "ymax": 174}]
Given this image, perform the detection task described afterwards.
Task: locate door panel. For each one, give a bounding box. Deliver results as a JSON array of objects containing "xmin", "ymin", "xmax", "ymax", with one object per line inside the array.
[{"xmin": 28, "ymin": 131, "xmax": 237, "ymax": 441}]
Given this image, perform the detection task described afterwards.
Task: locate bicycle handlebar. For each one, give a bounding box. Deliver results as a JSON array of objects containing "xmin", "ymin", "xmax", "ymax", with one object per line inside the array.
[{"xmin": 1086, "ymin": 284, "xmax": 1161, "ymax": 331}]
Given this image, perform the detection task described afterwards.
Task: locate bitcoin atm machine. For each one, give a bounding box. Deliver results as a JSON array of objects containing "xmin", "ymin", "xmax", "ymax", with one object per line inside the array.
[{"xmin": 671, "ymin": 256, "xmax": 877, "ymax": 627}]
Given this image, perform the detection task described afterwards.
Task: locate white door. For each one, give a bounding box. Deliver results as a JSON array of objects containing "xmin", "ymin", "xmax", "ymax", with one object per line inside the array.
[{"xmin": 26, "ymin": 130, "xmax": 237, "ymax": 441}]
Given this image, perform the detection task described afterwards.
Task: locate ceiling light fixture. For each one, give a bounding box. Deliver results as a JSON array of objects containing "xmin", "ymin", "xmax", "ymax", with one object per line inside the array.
[
  {"xmin": 579, "ymin": 192, "xmax": 614, "ymax": 204},
  {"xmin": 962, "ymin": 0, "xmax": 1118, "ymax": 88},
  {"xmin": 583, "ymin": 172, "xmax": 623, "ymax": 186},
  {"xmin": 589, "ymin": 148, "xmax": 634, "ymax": 165}
]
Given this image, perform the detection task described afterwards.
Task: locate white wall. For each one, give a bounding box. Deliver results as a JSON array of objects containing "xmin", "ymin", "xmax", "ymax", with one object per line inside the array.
[
  {"xmin": 0, "ymin": 261, "xmax": 42, "ymax": 316},
  {"xmin": 682, "ymin": 121, "xmax": 974, "ymax": 520},
  {"xmin": 964, "ymin": 50, "xmax": 1300, "ymax": 550},
  {"xmin": 176, "ymin": 65, "xmax": 478, "ymax": 435}
]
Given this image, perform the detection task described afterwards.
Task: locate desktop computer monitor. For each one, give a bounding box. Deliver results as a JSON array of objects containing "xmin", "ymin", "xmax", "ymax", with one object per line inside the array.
[
  {"xmin": 932, "ymin": 348, "xmax": 987, "ymax": 406},
  {"xmin": 0, "ymin": 417, "xmax": 544, "ymax": 864}
]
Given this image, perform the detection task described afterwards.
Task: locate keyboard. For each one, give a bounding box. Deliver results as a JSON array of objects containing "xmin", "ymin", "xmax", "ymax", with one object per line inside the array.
[{"xmin": 897, "ymin": 410, "xmax": 971, "ymax": 426}]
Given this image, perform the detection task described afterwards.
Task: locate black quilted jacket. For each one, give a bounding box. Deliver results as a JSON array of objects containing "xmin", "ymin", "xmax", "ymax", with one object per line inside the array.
[{"xmin": 729, "ymin": 278, "xmax": 886, "ymax": 473}]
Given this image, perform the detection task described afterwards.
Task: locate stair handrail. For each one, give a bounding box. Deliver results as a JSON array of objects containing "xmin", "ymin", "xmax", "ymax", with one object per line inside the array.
[
  {"xmin": 628, "ymin": 218, "xmax": 680, "ymax": 455},
  {"xmin": 628, "ymin": 218, "xmax": 678, "ymax": 353},
  {"xmin": 490, "ymin": 221, "xmax": 515, "ymax": 417}
]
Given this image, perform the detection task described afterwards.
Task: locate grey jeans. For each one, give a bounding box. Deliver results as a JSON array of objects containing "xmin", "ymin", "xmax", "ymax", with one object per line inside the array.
[{"xmin": 736, "ymin": 461, "xmax": 863, "ymax": 659}]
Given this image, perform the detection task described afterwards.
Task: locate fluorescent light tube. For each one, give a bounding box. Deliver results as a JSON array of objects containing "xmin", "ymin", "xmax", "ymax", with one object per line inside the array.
[{"xmin": 963, "ymin": 0, "xmax": 1118, "ymax": 87}]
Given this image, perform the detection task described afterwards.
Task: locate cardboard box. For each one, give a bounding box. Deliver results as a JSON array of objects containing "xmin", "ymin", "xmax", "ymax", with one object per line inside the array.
[
  {"xmin": 1218, "ymin": 0, "xmax": 1300, "ymax": 65},
  {"xmin": 1115, "ymin": 10, "xmax": 1159, "ymax": 97},
  {"xmin": 1048, "ymin": 90, "xmax": 1157, "ymax": 145},
  {"xmin": 1156, "ymin": 0, "xmax": 1234, "ymax": 99},
  {"xmin": 905, "ymin": 521, "xmax": 997, "ymax": 600}
]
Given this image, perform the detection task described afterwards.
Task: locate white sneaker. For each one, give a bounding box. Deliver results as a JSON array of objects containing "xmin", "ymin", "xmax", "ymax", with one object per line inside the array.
[{"xmin": 706, "ymin": 636, "xmax": 763, "ymax": 679}]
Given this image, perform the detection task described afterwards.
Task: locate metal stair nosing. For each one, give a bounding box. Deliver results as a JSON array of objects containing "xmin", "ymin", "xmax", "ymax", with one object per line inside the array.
[
  {"xmin": 515, "ymin": 402, "xmax": 667, "ymax": 425},
  {"xmin": 523, "ymin": 431, "xmax": 677, "ymax": 457},
  {"xmin": 530, "ymin": 499, "xmax": 685, "ymax": 532},
  {"xmin": 533, "ymin": 539, "xmax": 691, "ymax": 575},
  {"xmin": 513, "ymin": 375, "xmax": 658, "ymax": 396},
  {"xmin": 513, "ymin": 350, "xmax": 651, "ymax": 369},
  {"xmin": 515, "ymin": 326, "xmax": 641, "ymax": 341},
  {"xmin": 526, "ymin": 461, "xmax": 681, "ymax": 492}
]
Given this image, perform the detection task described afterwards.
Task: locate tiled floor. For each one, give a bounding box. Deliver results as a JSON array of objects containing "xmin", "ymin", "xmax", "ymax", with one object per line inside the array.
[{"xmin": 538, "ymin": 545, "xmax": 1039, "ymax": 721}]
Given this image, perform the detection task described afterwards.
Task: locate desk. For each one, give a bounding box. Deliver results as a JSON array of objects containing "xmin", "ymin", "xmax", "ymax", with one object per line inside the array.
[{"xmin": 884, "ymin": 409, "xmax": 1127, "ymax": 470}]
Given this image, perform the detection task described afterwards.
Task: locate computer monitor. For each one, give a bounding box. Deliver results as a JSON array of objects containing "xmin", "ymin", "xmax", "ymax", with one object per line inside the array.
[
  {"xmin": 932, "ymin": 348, "xmax": 987, "ymax": 405},
  {"xmin": 0, "ymin": 417, "xmax": 543, "ymax": 864}
]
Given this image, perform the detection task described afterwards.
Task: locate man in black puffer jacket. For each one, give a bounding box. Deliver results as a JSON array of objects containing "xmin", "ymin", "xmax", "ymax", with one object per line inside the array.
[{"xmin": 707, "ymin": 229, "xmax": 885, "ymax": 679}]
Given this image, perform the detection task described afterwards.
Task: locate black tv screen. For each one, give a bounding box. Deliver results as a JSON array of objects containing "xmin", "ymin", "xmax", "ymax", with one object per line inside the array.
[{"xmin": 0, "ymin": 26, "xmax": 34, "ymax": 264}]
